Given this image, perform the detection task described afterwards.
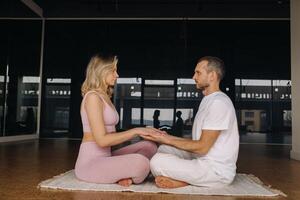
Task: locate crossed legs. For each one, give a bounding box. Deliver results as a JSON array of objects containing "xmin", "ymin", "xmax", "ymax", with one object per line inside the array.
[
  {"xmin": 112, "ymin": 140, "xmax": 157, "ymax": 186},
  {"xmin": 75, "ymin": 140, "xmax": 157, "ymax": 186},
  {"xmin": 150, "ymin": 145, "xmax": 225, "ymax": 188}
]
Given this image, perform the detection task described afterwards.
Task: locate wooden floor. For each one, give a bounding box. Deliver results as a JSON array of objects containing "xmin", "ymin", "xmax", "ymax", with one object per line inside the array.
[{"xmin": 0, "ymin": 139, "xmax": 299, "ymax": 200}]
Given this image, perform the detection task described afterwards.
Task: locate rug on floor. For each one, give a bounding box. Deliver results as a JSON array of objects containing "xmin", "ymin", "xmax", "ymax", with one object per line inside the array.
[{"xmin": 38, "ymin": 170, "xmax": 286, "ymax": 197}]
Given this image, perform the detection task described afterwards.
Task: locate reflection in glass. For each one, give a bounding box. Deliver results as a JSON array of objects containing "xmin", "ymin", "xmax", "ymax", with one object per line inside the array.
[
  {"xmin": 2, "ymin": 20, "xmax": 42, "ymax": 136},
  {"xmin": 131, "ymin": 108, "xmax": 141, "ymax": 126},
  {"xmin": 0, "ymin": 76, "xmax": 5, "ymax": 136},
  {"xmin": 235, "ymin": 78, "xmax": 291, "ymax": 134},
  {"xmin": 143, "ymin": 86, "xmax": 175, "ymax": 130},
  {"xmin": 143, "ymin": 108, "xmax": 174, "ymax": 127},
  {"xmin": 283, "ymin": 110, "xmax": 292, "ymax": 127},
  {"xmin": 175, "ymin": 108, "xmax": 193, "ymax": 138},
  {"xmin": 240, "ymin": 109, "xmax": 268, "ymax": 132},
  {"xmin": 43, "ymin": 79, "xmax": 71, "ymax": 136},
  {"xmin": 115, "ymin": 78, "xmax": 141, "ymax": 130}
]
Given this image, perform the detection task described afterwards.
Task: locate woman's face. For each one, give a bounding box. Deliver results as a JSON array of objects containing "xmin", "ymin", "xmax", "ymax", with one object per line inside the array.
[{"xmin": 105, "ymin": 66, "xmax": 119, "ymax": 86}]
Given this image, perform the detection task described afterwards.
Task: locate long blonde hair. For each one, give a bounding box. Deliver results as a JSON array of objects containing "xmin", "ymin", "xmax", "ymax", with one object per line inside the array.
[{"xmin": 81, "ymin": 54, "xmax": 118, "ymax": 97}]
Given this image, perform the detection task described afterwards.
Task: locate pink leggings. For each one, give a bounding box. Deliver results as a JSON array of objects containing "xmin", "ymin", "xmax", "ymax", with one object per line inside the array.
[{"xmin": 75, "ymin": 140, "xmax": 157, "ymax": 184}]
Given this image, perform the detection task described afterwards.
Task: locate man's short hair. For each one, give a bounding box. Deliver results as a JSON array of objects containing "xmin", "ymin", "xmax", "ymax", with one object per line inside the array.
[{"xmin": 198, "ymin": 56, "xmax": 225, "ymax": 80}]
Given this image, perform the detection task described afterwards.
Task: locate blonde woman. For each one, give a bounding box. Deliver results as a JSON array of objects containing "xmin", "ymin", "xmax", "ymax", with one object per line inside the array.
[{"xmin": 75, "ymin": 54, "xmax": 159, "ymax": 186}]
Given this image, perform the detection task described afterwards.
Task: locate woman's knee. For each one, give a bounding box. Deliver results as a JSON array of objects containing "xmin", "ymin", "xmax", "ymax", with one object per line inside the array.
[
  {"xmin": 129, "ymin": 154, "xmax": 150, "ymax": 184},
  {"xmin": 140, "ymin": 140, "xmax": 157, "ymax": 150},
  {"xmin": 74, "ymin": 167, "xmax": 99, "ymax": 183},
  {"xmin": 144, "ymin": 140, "xmax": 158, "ymax": 152},
  {"xmin": 138, "ymin": 140, "xmax": 158, "ymax": 157},
  {"xmin": 131, "ymin": 154, "xmax": 150, "ymax": 176}
]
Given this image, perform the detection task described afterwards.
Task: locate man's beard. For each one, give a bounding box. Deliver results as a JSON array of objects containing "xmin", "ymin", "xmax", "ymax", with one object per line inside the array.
[{"xmin": 197, "ymin": 83, "xmax": 209, "ymax": 90}]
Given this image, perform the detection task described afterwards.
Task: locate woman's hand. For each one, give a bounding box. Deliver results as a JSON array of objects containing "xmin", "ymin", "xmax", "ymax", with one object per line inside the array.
[
  {"xmin": 140, "ymin": 130, "xmax": 173, "ymax": 145},
  {"xmin": 132, "ymin": 127, "xmax": 163, "ymax": 137}
]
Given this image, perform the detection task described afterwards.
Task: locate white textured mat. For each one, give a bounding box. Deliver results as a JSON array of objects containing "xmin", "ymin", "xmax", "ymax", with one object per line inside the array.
[{"xmin": 38, "ymin": 170, "xmax": 285, "ymax": 197}]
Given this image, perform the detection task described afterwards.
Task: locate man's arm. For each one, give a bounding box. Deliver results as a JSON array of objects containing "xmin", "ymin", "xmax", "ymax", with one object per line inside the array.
[{"xmin": 142, "ymin": 130, "xmax": 220, "ymax": 155}]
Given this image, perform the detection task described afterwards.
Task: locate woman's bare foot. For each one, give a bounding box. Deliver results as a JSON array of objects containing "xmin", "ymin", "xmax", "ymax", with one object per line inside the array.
[
  {"xmin": 155, "ymin": 176, "xmax": 188, "ymax": 188},
  {"xmin": 117, "ymin": 178, "xmax": 133, "ymax": 187}
]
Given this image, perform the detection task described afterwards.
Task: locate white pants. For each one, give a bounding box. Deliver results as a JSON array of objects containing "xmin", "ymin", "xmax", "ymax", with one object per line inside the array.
[{"xmin": 150, "ymin": 145, "xmax": 230, "ymax": 187}]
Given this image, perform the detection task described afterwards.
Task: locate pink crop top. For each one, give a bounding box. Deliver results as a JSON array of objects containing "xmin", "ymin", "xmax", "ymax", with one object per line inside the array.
[{"xmin": 81, "ymin": 91, "xmax": 119, "ymax": 133}]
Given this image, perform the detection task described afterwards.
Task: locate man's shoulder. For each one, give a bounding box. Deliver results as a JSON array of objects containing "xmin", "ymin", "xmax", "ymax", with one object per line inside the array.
[
  {"xmin": 213, "ymin": 92, "xmax": 232, "ymax": 103},
  {"xmin": 209, "ymin": 93, "xmax": 234, "ymax": 111}
]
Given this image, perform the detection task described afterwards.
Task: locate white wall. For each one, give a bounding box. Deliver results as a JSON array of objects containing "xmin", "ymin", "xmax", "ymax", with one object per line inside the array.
[{"xmin": 290, "ymin": 0, "xmax": 300, "ymax": 160}]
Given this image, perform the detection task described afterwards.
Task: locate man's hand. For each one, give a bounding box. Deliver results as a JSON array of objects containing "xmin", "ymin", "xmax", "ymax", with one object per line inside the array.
[
  {"xmin": 133, "ymin": 127, "xmax": 164, "ymax": 137},
  {"xmin": 142, "ymin": 129, "xmax": 221, "ymax": 155},
  {"xmin": 140, "ymin": 131, "xmax": 174, "ymax": 145}
]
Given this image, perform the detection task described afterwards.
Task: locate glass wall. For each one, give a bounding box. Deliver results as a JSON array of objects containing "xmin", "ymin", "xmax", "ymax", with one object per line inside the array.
[
  {"xmin": 176, "ymin": 78, "xmax": 203, "ymax": 138},
  {"xmin": 0, "ymin": 20, "xmax": 8, "ymax": 136},
  {"xmin": 114, "ymin": 78, "xmax": 142, "ymax": 130},
  {"xmin": 236, "ymin": 79, "xmax": 291, "ymax": 144},
  {"xmin": 235, "ymin": 79, "xmax": 291, "ymax": 133},
  {"xmin": 235, "ymin": 79, "xmax": 273, "ymax": 133},
  {"xmin": 114, "ymin": 78, "xmax": 202, "ymax": 138},
  {"xmin": 42, "ymin": 78, "xmax": 71, "ymax": 137},
  {"xmin": 0, "ymin": 20, "xmax": 42, "ymax": 136},
  {"xmin": 143, "ymin": 80, "xmax": 175, "ymax": 134},
  {"xmin": 40, "ymin": 20, "xmax": 290, "ymax": 143},
  {"xmin": 0, "ymin": 1, "xmax": 43, "ymax": 138}
]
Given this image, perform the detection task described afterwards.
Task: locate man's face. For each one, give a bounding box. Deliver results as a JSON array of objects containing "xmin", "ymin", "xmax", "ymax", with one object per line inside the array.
[{"xmin": 192, "ymin": 60, "xmax": 210, "ymax": 90}]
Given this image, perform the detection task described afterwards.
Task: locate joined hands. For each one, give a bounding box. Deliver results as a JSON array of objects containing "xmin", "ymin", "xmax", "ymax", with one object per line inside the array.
[{"xmin": 137, "ymin": 127, "xmax": 172, "ymax": 145}]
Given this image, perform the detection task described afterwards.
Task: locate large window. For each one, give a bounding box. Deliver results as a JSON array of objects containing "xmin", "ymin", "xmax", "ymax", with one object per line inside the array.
[
  {"xmin": 115, "ymin": 78, "xmax": 142, "ymax": 130},
  {"xmin": 40, "ymin": 20, "xmax": 290, "ymax": 141},
  {"xmin": 143, "ymin": 80, "xmax": 175, "ymax": 130},
  {"xmin": 235, "ymin": 79, "xmax": 291, "ymax": 134},
  {"xmin": 0, "ymin": 20, "xmax": 42, "ymax": 136},
  {"xmin": 42, "ymin": 78, "xmax": 71, "ymax": 137},
  {"xmin": 114, "ymin": 78, "xmax": 201, "ymax": 138}
]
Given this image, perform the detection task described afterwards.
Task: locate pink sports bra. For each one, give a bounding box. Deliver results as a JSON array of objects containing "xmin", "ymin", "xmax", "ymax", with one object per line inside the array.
[{"xmin": 81, "ymin": 91, "xmax": 119, "ymax": 133}]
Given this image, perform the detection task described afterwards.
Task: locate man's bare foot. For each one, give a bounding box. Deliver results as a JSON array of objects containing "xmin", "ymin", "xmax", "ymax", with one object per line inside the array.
[
  {"xmin": 117, "ymin": 178, "xmax": 133, "ymax": 187},
  {"xmin": 155, "ymin": 176, "xmax": 188, "ymax": 188}
]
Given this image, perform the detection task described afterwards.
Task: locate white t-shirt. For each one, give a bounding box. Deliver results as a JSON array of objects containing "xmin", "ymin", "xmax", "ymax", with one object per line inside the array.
[{"xmin": 192, "ymin": 91, "xmax": 239, "ymax": 181}]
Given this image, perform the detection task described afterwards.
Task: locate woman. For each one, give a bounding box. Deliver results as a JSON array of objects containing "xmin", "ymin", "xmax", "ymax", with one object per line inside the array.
[
  {"xmin": 75, "ymin": 54, "xmax": 159, "ymax": 186},
  {"xmin": 153, "ymin": 110, "xmax": 160, "ymax": 129}
]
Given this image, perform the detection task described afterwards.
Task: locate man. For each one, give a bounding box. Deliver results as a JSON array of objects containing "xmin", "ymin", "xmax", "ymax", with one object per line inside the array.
[
  {"xmin": 142, "ymin": 56, "xmax": 239, "ymax": 188},
  {"xmin": 173, "ymin": 111, "xmax": 184, "ymax": 137}
]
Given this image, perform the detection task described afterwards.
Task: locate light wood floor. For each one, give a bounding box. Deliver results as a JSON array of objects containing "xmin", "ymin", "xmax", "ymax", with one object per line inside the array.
[{"xmin": 0, "ymin": 139, "xmax": 299, "ymax": 200}]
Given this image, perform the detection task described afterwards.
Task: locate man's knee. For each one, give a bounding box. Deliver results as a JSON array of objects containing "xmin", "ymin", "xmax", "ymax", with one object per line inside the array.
[
  {"xmin": 150, "ymin": 153, "xmax": 167, "ymax": 176},
  {"xmin": 157, "ymin": 144, "xmax": 173, "ymax": 153},
  {"xmin": 150, "ymin": 153, "xmax": 162, "ymax": 167}
]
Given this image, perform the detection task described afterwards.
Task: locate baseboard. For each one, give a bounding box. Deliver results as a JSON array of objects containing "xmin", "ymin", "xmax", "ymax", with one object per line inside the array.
[
  {"xmin": 0, "ymin": 134, "xmax": 38, "ymax": 143},
  {"xmin": 290, "ymin": 150, "xmax": 300, "ymax": 161}
]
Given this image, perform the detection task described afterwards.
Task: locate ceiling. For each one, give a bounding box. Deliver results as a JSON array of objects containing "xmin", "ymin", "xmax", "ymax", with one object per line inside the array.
[{"xmin": 1, "ymin": 0, "xmax": 290, "ymax": 18}]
